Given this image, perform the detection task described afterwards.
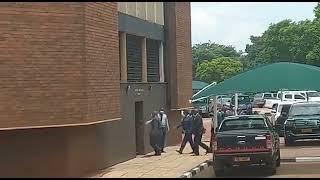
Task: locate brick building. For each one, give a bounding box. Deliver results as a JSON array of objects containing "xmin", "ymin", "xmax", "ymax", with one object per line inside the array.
[{"xmin": 0, "ymin": 2, "xmax": 192, "ymax": 177}]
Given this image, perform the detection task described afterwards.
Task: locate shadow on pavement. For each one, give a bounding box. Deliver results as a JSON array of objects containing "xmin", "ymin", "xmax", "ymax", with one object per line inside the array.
[
  {"xmin": 221, "ymin": 167, "xmax": 269, "ymax": 178},
  {"xmin": 284, "ymin": 140, "xmax": 320, "ymax": 148}
]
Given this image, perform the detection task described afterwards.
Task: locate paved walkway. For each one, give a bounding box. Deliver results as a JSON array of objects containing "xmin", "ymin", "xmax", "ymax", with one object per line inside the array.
[
  {"xmin": 89, "ymin": 143, "xmax": 211, "ymax": 178},
  {"xmin": 87, "ymin": 119, "xmax": 213, "ymax": 178}
]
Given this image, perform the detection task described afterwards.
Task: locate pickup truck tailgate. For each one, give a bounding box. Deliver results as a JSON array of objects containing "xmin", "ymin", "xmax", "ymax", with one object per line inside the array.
[{"xmin": 217, "ymin": 130, "xmax": 269, "ymax": 150}]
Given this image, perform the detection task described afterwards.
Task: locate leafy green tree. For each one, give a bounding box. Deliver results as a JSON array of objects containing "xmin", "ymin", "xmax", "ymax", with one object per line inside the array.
[
  {"xmin": 195, "ymin": 57, "xmax": 243, "ymax": 83},
  {"xmin": 244, "ymin": 3, "xmax": 320, "ymax": 69},
  {"xmin": 192, "ymin": 41, "xmax": 241, "ymax": 79}
]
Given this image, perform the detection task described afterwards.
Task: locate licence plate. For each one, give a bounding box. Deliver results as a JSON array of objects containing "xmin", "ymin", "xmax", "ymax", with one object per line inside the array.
[
  {"xmin": 301, "ymin": 129, "xmax": 312, "ymax": 133},
  {"xmin": 234, "ymin": 157, "xmax": 250, "ymax": 162}
]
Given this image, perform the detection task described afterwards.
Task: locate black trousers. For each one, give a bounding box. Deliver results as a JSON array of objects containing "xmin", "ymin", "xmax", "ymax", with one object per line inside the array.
[
  {"xmin": 194, "ymin": 132, "xmax": 211, "ymax": 155},
  {"xmin": 179, "ymin": 133, "xmax": 194, "ymax": 152},
  {"xmin": 160, "ymin": 128, "xmax": 167, "ymax": 151},
  {"xmin": 150, "ymin": 134, "xmax": 161, "ymax": 154}
]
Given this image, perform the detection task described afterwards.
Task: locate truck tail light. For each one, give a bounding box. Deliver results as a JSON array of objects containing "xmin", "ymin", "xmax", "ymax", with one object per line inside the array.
[{"xmin": 266, "ymin": 134, "xmax": 273, "ymax": 150}]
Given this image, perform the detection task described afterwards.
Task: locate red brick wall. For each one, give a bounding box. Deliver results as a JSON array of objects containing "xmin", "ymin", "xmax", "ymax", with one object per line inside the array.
[
  {"xmin": 84, "ymin": 2, "xmax": 120, "ymax": 122},
  {"xmin": 0, "ymin": 2, "xmax": 120, "ymax": 128},
  {"xmin": 165, "ymin": 2, "xmax": 193, "ymax": 109},
  {"xmin": 175, "ymin": 2, "xmax": 193, "ymax": 108}
]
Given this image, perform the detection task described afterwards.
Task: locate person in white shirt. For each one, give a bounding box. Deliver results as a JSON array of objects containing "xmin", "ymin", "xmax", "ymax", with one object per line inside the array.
[{"xmin": 158, "ymin": 108, "xmax": 169, "ymax": 152}]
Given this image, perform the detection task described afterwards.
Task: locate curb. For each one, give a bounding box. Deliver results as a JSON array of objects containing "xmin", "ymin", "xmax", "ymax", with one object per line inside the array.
[
  {"xmin": 180, "ymin": 157, "xmax": 320, "ymax": 178},
  {"xmin": 281, "ymin": 157, "xmax": 320, "ymax": 162},
  {"xmin": 180, "ymin": 160, "xmax": 213, "ymax": 178}
]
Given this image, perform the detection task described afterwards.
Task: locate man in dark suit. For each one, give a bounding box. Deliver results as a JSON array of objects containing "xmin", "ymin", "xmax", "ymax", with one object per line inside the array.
[
  {"xmin": 192, "ymin": 109, "xmax": 212, "ymax": 156},
  {"xmin": 176, "ymin": 110, "xmax": 195, "ymax": 154}
]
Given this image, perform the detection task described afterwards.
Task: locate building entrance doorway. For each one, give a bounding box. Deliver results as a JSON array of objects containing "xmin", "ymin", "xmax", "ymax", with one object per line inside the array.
[{"xmin": 135, "ymin": 101, "xmax": 144, "ymax": 155}]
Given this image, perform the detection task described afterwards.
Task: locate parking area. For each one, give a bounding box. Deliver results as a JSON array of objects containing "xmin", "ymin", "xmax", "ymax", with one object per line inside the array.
[{"xmin": 195, "ymin": 107, "xmax": 320, "ymax": 178}]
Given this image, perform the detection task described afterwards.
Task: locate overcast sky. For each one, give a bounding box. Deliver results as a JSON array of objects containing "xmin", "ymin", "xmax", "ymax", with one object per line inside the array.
[{"xmin": 191, "ymin": 2, "xmax": 318, "ymax": 51}]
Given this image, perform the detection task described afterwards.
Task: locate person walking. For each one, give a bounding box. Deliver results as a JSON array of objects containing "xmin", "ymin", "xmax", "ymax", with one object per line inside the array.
[
  {"xmin": 145, "ymin": 111, "xmax": 162, "ymax": 156},
  {"xmin": 176, "ymin": 110, "xmax": 195, "ymax": 154},
  {"xmin": 158, "ymin": 108, "xmax": 169, "ymax": 153},
  {"xmin": 192, "ymin": 109, "xmax": 212, "ymax": 156}
]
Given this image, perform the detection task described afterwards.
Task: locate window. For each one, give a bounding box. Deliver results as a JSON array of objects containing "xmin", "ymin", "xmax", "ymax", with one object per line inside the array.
[
  {"xmin": 284, "ymin": 94, "xmax": 292, "ymax": 99},
  {"xmin": 263, "ymin": 93, "xmax": 272, "ymax": 99},
  {"xmin": 294, "ymin": 94, "xmax": 305, "ymax": 100},
  {"xmin": 147, "ymin": 39, "xmax": 160, "ymax": 82},
  {"xmin": 127, "ymin": 34, "xmax": 142, "ymax": 82},
  {"xmin": 219, "ymin": 118, "xmax": 268, "ymax": 131}
]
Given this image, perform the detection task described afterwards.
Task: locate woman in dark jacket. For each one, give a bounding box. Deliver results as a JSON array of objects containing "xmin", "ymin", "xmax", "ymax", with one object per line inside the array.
[{"xmin": 146, "ymin": 111, "xmax": 162, "ymax": 156}]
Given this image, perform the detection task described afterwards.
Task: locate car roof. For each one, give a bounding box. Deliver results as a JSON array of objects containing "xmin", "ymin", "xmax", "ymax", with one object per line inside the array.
[
  {"xmin": 291, "ymin": 101, "xmax": 320, "ymax": 106},
  {"xmin": 224, "ymin": 115, "xmax": 265, "ymax": 120}
]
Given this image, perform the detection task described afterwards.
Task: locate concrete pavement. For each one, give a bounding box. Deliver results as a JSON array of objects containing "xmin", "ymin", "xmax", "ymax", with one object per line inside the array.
[{"xmin": 88, "ymin": 143, "xmax": 211, "ymax": 178}]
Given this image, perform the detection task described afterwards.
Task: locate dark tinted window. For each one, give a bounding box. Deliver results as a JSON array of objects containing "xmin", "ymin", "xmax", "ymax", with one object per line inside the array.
[
  {"xmin": 285, "ymin": 94, "xmax": 292, "ymax": 99},
  {"xmin": 264, "ymin": 93, "xmax": 272, "ymax": 99},
  {"xmin": 294, "ymin": 94, "xmax": 305, "ymax": 100},
  {"xmin": 219, "ymin": 118, "xmax": 268, "ymax": 131},
  {"xmin": 289, "ymin": 104, "xmax": 320, "ymax": 117}
]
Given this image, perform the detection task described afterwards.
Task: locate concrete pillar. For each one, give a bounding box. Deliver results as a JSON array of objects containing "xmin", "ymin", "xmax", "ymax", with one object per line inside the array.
[
  {"xmin": 159, "ymin": 41, "xmax": 164, "ymax": 82},
  {"xmin": 213, "ymin": 96, "xmax": 218, "ymax": 132},
  {"xmin": 120, "ymin": 32, "xmax": 127, "ymax": 82},
  {"xmin": 142, "ymin": 37, "xmax": 147, "ymax": 82}
]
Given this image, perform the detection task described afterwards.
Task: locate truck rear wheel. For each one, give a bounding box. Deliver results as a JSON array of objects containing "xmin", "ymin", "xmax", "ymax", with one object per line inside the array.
[{"xmin": 266, "ymin": 158, "xmax": 277, "ymax": 175}]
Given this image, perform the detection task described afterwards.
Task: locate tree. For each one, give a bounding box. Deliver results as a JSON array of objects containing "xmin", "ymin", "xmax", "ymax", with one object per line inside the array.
[
  {"xmin": 192, "ymin": 41, "xmax": 241, "ymax": 79},
  {"xmin": 195, "ymin": 57, "xmax": 243, "ymax": 83},
  {"xmin": 244, "ymin": 3, "xmax": 320, "ymax": 69}
]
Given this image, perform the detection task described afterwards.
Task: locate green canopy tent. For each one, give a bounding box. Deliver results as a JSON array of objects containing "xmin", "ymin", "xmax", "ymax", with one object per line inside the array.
[
  {"xmin": 192, "ymin": 80, "xmax": 209, "ymax": 90},
  {"xmin": 192, "ymin": 62, "xmax": 320, "ymax": 100}
]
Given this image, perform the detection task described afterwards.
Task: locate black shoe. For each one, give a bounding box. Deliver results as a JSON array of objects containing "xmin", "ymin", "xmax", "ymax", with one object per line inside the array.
[
  {"xmin": 161, "ymin": 150, "xmax": 166, "ymax": 153},
  {"xmin": 205, "ymin": 149, "xmax": 213, "ymax": 154},
  {"xmin": 176, "ymin": 150, "xmax": 182, "ymax": 154}
]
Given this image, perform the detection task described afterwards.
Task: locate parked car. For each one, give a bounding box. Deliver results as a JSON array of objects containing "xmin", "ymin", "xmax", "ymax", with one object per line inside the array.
[
  {"xmin": 276, "ymin": 91, "xmax": 307, "ymax": 102},
  {"xmin": 230, "ymin": 95, "xmax": 253, "ymax": 114},
  {"xmin": 306, "ymin": 91, "xmax": 320, "ymax": 102},
  {"xmin": 192, "ymin": 97, "xmax": 210, "ymax": 117},
  {"xmin": 253, "ymin": 92, "xmax": 277, "ymax": 108},
  {"xmin": 284, "ymin": 102, "xmax": 320, "ymax": 146},
  {"xmin": 212, "ymin": 115, "xmax": 280, "ymax": 176},
  {"xmin": 217, "ymin": 97, "xmax": 231, "ymax": 109}
]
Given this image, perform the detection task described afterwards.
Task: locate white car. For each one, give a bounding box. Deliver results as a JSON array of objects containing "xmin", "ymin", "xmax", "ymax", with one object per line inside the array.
[
  {"xmin": 276, "ymin": 91, "xmax": 308, "ymax": 102},
  {"xmin": 306, "ymin": 91, "xmax": 320, "ymax": 102}
]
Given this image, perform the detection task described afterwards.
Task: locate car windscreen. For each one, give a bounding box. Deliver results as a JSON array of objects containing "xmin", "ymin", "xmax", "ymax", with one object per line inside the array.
[
  {"xmin": 289, "ymin": 104, "xmax": 320, "ymax": 117},
  {"xmin": 307, "ymin": 92, "xmax": 320, "ymax": 97},
  {"xmin": 219, "ymin": 118, "xmax": 268, "ymax": 132}
]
